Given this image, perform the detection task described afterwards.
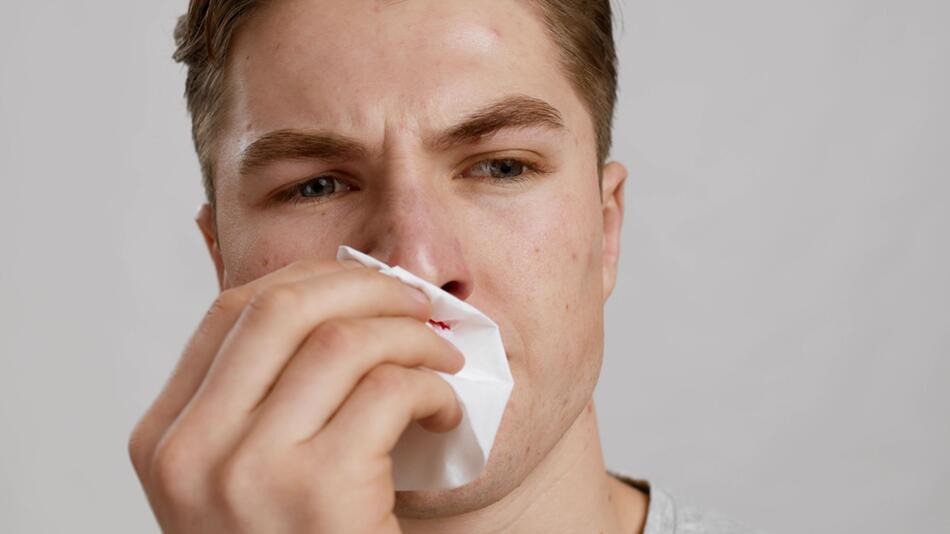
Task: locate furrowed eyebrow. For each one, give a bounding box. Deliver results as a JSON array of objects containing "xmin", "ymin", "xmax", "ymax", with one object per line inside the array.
[
  {"xmin": 426, "ymin": 94, "xmax": 566, "ymax": 151},
  {"xmin": 238, "ymin": 95, "xmax": 565, "ymax": 175},
  {"xmin": 239, "ymin": 130, "xmax": 370, "ymax": 176}
]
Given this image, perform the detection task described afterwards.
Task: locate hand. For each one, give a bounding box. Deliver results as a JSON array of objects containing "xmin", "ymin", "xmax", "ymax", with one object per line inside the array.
[{"xmin": 129, "ymin": 260, "xmax": 465, "ymax": 533}]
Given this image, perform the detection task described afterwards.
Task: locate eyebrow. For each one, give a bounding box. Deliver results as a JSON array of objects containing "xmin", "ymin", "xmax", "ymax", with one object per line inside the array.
[
  {"xmin": 238, "ymin": 94, "xmax": 565, "ymax": 176},
  {"xmin": 239, "ymin": 130, "xmax": 369, "ymax": 176},
  {"xmin": 425, "ymin": 94, "xmax": 565, "ymax": 151}
]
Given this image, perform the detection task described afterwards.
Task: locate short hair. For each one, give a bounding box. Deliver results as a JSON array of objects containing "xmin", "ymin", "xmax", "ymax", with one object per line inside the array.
[{"xmin": 174, "ymin": 0, "xmax": 618, "ymax": 204}]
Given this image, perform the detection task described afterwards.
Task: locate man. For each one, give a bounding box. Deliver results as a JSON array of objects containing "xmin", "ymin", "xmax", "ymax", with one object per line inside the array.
[{"xmin": 129, "ymin": 0, "xmax": 758, "ymax": 532}]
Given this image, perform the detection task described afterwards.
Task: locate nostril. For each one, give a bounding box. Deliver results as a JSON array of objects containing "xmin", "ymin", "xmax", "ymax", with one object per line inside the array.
[{"xmin": 441, "ymin": 280, "xmax": 469, "ymax": 300}]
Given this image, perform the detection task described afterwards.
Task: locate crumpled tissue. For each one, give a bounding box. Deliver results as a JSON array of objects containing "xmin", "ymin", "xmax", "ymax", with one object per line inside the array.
[{"xmin": 336, "ymin": 246, "xmax": 514, "ymax": 491}]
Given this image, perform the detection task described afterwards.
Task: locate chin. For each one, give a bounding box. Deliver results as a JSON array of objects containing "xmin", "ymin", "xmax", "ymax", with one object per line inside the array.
[
  {"xmin": 393, "ymin": 439, "xmax": 522, "ymax": 518},
  {"xmin": 393, "ymin": 412, "xmax": 538, "ymax": 519},
  {"xmin": 393, "ymin": 347, "xmax": 600, "ymax": 519}
]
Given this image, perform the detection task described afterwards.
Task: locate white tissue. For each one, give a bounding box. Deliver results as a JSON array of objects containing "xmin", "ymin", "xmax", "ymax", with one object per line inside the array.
[{"xmin": 336, "ymin": 246, "xmax": 514, "ymax": 490}]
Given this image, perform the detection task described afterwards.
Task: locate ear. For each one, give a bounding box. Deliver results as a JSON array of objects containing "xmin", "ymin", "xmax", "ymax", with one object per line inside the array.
[
  {"xmin": 600, "ymin": 161, "xmax": 627, "ymax": 302},
  {"xmin": 195, "ymin": 203, "xmax": 228, "ymax": 292}
]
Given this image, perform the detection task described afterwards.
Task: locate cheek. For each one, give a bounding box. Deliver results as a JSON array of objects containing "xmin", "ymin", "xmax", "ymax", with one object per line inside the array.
[
  {"xmin": 477, "ymin": 185, "xmax": 604, "ymax": 469},
  {"xmin": 477, "ymin": 184, "xmax": 604, "ymax": 382},
  {"xmin": 217, "ymin": 215, "xmax": 340, "ymax": 286},
  {"xmin": 520, "ymin": 190, "xmax": 601, "ymax": 320}
]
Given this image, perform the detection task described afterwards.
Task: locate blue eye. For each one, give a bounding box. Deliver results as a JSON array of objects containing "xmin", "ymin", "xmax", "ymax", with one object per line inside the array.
[
  {"xmin": 275, "ymin": 176, "xmax": 352, "ymax": 204},
  {"xmin": 299, "ymin": 176, "xmax": 346, "ymax": 197},
  {"xmin": 466, "ymin": 158, "xmax": 534, "ymax": 181}
]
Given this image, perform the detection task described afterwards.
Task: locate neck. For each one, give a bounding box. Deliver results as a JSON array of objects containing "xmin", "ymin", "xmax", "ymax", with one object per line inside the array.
[{"xmin": 399, "ymin": 401, "xmax": 649, "ymax": 534}]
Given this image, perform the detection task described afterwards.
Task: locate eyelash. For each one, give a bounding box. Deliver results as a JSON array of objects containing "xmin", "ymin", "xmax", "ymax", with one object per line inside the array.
[
  {"xmin": 465, "ymin": 158, "xmax": 540, "ymax": 184},
  {"xmin": 272, "ymin": 157, "xmax": 543, "ymax": 206},
  {"xmin": 271, "ymin": 176, "xmax": 351, "ymax": 206}
]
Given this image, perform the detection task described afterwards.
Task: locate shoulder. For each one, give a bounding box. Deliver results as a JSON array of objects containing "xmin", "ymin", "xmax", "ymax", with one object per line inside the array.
[
  {"xmin": 613, "ymin": 474, "xmax": 768, "ymax": 534},
  {"xmin": 645, "ymin": 485, "xmax": 765, "ymax": 534}
]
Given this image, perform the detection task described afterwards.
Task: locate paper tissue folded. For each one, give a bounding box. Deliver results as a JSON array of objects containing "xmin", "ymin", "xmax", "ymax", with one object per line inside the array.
[{"xmin": 336, "ymin": 246, "xmax": 514, "ymax": 491}]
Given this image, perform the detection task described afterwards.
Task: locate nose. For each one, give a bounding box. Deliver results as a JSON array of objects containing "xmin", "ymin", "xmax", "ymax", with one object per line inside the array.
[{"xmin": 355, "ymin": 182, "xmax": 474, "ymax": 301}]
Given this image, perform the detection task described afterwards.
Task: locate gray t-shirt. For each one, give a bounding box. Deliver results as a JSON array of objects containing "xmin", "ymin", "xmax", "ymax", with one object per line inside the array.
[{"xmin": 616, "ymin": 475, "xmax": 766, "ymax": 534}]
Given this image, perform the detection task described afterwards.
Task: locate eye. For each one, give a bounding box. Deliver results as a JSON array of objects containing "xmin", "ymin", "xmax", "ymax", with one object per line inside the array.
[
  {"xmin": 274, "ymin": 175, "xmax": 352, "ymax": 204},
  {"xmin": 298, "ymin": 176, "xmax": 348, "ymax": 197},
  {"xmin": 464, "ymin": 158, "xmax": 533, "ymax": 182}
]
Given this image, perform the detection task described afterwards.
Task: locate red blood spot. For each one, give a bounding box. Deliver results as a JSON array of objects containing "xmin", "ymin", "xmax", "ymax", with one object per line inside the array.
[{"xmin": 428, "ymin": 319, "xmax": 451, "ymax": 331}]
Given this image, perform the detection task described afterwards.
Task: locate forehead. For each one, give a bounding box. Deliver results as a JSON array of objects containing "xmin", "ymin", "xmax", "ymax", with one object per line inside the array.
[{"xmin": 221, "ymin": 0, "xmax": 586, "ymax": 152}]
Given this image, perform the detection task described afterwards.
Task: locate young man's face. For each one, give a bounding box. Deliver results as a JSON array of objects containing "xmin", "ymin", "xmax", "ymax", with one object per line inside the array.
[{"xmin": 200, "ymin": 0, "xmax": 625, "ymax": 517}]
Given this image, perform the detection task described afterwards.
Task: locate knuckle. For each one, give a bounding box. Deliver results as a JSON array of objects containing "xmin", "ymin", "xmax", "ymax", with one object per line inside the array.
[
  {"xmin": 246, "ymin": 284, "xmax": 298, "ymax": 316},
  {"xmin": 362, "ymin": 364, "xmax": 408, "ymax": 399},
  {"xmin": 214, "ymin": 446, "xmax": 272, "ymax": 515},
  {"xmin": 209, "ymin": 288, "xmax": 251, "ymax": 318},
  {"xmin": 150, "ymin": 435, "xmax": 201, "ymax": 501},
  {"xmin": 215, "ymin": 455, "xmax": 253, "ymax": 506},
  {"xmin": 285, "ymin": 452, "xmax": 331, "ymax": 504},
  {"xmin": 311, "ymin": 319, "xmax": 357, "ymax": 355},
  {"xmin": 310, "ymin": 440, "xmax": 375, "ymax": 492}
]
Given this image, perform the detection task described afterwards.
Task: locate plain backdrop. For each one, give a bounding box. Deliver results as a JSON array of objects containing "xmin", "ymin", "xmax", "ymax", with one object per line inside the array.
[{"xmin": 1, "ymin": 1, "xmax": 947, "ymax": 532}]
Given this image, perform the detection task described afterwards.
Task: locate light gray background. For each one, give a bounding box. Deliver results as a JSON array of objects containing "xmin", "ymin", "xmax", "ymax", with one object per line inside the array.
[{"xmin": 1, "ymin": 1, "xmax": 947, "ymax": 533}]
